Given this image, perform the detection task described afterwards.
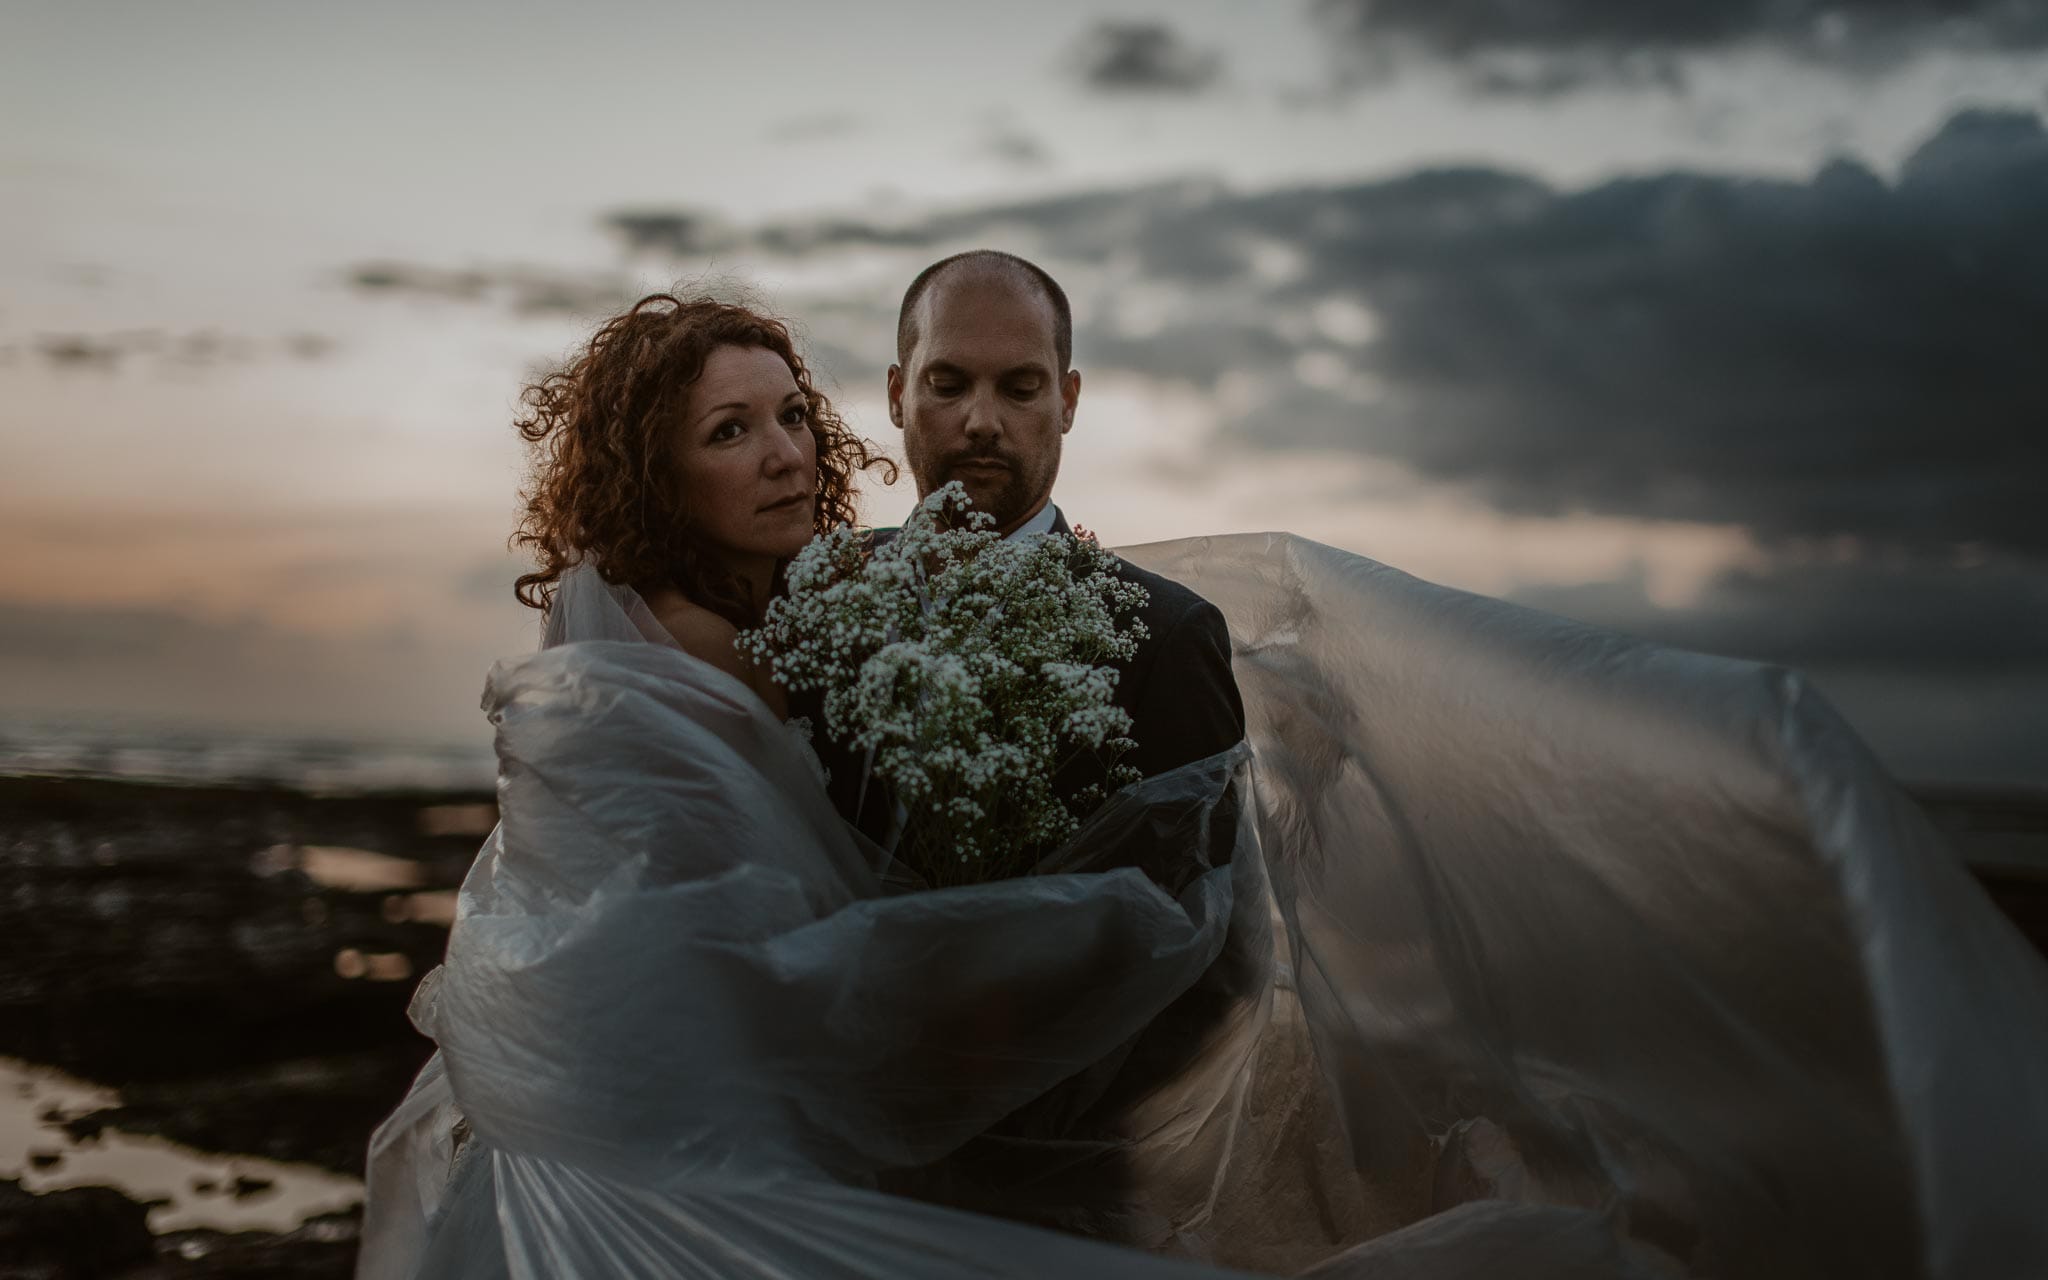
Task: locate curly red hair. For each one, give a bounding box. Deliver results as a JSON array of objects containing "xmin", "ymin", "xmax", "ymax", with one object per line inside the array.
[{"xmin": 512, "ymin": 293, "xmax": 894, "ymax": 623}]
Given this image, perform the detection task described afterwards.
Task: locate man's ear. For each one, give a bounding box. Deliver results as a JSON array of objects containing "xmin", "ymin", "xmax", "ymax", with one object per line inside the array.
[
  {"xmin": 1060, "ymin": 368, "xmax": 1081, "ymax": 433},
  {"xmin": 886, "ymin": 364, "xmax": 906, "ymax": 429}
]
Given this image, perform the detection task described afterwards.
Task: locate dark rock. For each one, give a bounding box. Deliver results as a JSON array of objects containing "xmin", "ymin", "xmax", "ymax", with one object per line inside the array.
[
  {"xmin": 0, "ymin": 1177, "xmax": 155, "ymax": 1277},
  {"xmin": 227, "ymin": 1176, "xmax": 273, "ymax": 1201}
]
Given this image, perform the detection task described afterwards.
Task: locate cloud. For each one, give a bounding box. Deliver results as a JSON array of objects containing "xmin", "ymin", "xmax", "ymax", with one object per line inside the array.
[
  {"xmin": 983, "ymin": 126, "xmax": 1053, "ymax": 169},
  {"xmin": 26, "ymin": 330, "xmax": 336, "ymax": 373},
  {"xmin": 601, "ymin": 211, "xmax": 740, "ymax": 258},
  {"xmin": 1069, "ymin": 20, "xmax": 1224, "ymax": 95},
  {"xmin": 347, "ymin": 261, "xmax": 635, "ymax": 316},
  {"xmin": 376, "ymin": 105, "xmax": 2048, "ymax": 561},
  {"xmin": 690, "ymin": 108, "xmax": 2048, "ymax": 559},
  {"xmin": 1308, "ymin": 0, "xmax": 2048, "ymax": 93}
]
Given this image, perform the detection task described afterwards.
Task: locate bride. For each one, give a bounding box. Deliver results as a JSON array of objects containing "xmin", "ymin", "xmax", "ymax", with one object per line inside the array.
[{"xmin": 358, "ymin": 290, "xmax": 2048, "ymax": 1279}]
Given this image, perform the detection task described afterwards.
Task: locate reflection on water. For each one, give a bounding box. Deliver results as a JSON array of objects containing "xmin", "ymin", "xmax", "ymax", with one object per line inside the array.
[
  {"xmin": 250, "ymin": 841, "xmax": 461, "ymax": 929},
  {"xmin": 253, "ymin": 843, "xmax": 428, "ymax": 891},
  {"xmin": 1, "ymin": 1057, "xmax": 363, "ymax": 1234},
  {"xmin": 419, "ymin": 803, "xmax": 499, "ymax": 837},
  {"xmin": 383, "ymin": 890, "xmax": 460, "ymax": 926},
  {"xmin": 333, "ymin": 949, "xmax": 415, "ymax": 981}
]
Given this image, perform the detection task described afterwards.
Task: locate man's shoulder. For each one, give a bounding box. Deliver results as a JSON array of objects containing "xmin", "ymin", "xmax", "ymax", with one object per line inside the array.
[{"xmin": 1106, "ymin": 554, "xmax": 1221, "ymax": 637}]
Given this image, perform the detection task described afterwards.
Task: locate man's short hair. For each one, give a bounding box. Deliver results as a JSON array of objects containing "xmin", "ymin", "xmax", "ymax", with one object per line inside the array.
[{"xmin": 895, "ymin": 250, "xmax": 1073, "ymax": 373}]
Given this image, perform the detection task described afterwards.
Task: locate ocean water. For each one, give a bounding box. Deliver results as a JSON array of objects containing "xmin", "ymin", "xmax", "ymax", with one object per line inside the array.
[{"xmin": 0, "ymin": 717, "xmax": 496, "ymax": 794}]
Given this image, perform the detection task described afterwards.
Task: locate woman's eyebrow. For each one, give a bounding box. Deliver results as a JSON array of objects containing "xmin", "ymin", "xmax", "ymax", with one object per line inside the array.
[{"xmin": 695, "ymin": 390, "xmax": 802, "ymax": 425}]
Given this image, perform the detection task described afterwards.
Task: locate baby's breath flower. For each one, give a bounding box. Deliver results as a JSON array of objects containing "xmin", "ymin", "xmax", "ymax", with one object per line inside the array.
[{"xmin": 739, "ymin": 482, "xmax": 1148, "ymax": 885}]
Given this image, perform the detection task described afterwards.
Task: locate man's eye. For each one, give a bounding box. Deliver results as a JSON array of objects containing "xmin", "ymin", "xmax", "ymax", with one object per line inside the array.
[
  {"xmin": 1007, "ymin": 382, "xmax": 1041, "ymax": 398},
  {"xmin": 930, "ymin": 380, "xmax": 963, "ymax": 396}
]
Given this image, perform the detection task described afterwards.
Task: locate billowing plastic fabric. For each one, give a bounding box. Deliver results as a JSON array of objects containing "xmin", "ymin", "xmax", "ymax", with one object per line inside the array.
[{"xmin": 359, "ymin": 533, "xmax": 2048, "ymax": 1280}]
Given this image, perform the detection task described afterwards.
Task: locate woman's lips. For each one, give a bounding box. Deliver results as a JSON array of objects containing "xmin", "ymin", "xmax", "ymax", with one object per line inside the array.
[{"xmin": 758, "ymin": 493, "xmax": 809, "ymax": 513}]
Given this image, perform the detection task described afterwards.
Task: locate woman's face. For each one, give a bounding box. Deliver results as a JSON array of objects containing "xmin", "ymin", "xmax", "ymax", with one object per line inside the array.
[{"xmin": 674, "ymin": 344, "xmax": 818, "ymax": 575}]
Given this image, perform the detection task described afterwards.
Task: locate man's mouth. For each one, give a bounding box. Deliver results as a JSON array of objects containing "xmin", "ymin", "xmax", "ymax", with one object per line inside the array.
[{"xmin": 949, "ymin": 459, "xmax": 1010, "ymax": 474}]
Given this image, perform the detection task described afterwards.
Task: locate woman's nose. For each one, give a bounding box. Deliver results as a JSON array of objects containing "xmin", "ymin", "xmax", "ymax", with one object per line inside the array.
[{"xmin": 764, "ymin": 424, "xmax": 806, "ymax": 473}]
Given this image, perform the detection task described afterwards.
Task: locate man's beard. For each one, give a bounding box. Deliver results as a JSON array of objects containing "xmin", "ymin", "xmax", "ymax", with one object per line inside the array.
[{"xmin": 917, "ymin": 450, "xmax": 1048, "ymax": 531}]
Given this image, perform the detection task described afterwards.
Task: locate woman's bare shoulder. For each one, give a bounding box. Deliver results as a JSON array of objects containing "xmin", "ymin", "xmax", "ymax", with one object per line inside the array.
[{"xmin": 641, "ymin": 588, "xmax": 750, "ymax": 683}]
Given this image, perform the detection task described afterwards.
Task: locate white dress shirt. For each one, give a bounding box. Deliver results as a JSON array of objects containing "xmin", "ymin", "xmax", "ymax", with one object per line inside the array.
[
  {"xmin": 903, "ymin": 500, "xmax": 1061, "ymax": 541},
  {"xmin": 1007, "ymin": 501, "xmax": 1061, "ymax": 541}
]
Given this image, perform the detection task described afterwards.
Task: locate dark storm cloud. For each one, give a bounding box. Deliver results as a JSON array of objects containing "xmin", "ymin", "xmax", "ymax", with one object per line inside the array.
[
  {"xmin": 1260, "ymin": 109, "xmax": 2048, "ymax": 558},
  {"xmin": 1309, "ymin": 0, "xmax": 2048, "ymax": 92},
  {"xmin": 1070, "ymin": 20, "xmax": 1224, "ymax": 95},
  {"xmin": 414, "ymin": 105, "xmax": 2045, "ymax": 558},
  {"xmin": 709, "ymin": 108, "xmax": 2047, "ymax": 558}
]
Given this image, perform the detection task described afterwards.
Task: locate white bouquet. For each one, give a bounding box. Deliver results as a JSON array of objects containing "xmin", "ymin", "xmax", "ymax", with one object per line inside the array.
[{"xmin": 740, "ymin": 483, "xmax": 1149, "ymax": 886}]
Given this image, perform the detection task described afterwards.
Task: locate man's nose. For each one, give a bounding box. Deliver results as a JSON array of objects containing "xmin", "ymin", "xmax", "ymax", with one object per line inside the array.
[{"xmin": 962, "ymin": 386, "xmax": 1003, "ymax": 444}]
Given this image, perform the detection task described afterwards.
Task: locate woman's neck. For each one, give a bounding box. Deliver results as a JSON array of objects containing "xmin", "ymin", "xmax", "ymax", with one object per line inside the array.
[{"xmin": 727, "ymin": 554, "xmax": 778, "ymax": 613}]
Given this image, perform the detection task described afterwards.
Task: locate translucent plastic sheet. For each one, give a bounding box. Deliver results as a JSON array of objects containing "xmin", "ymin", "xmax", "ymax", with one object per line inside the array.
[{"xmin": 360, "ymin": 535, "xmax": 2048, "ymax": 1279}]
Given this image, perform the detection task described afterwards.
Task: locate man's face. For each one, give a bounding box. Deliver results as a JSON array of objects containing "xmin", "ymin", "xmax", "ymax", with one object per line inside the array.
[{"xmin": 888, "ymin": 271, "xmax": 1080, "ymax": 536}]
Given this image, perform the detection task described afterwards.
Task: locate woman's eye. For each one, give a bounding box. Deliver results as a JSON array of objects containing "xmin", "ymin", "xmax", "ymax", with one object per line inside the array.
[
  {"xmin": 780, "ymin": 405, "xmax": 808, "ymax": 427},
  {"xmin": 710, "ymin": 419, "xmax": 743, "ymax": 442}
]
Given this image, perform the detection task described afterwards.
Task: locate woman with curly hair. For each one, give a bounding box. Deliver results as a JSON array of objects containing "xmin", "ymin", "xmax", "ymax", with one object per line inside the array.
[{"xmin": 510, "ymin": 292, "xmax": 892, "ymax": 716}]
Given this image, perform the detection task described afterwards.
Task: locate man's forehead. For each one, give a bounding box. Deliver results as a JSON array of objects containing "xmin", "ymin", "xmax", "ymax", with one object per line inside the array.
[{"xmin": 913, "ymin": 270, "xmax": 1059, "ymax": 363}]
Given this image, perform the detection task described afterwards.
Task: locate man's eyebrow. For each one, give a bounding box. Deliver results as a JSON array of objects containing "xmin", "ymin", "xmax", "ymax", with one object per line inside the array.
[{"xmin": 918, "ymin": 360, "xmax": 1050, "ymax": 379}]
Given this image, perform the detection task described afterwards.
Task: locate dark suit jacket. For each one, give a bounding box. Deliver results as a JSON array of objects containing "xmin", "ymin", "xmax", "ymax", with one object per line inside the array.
[
  {"xmin": 800, "ymin": 512, "xmax": 1251, "ymax": 1234},
  {"xmin": 805, "ymin": 509, "xmax": 1246, "ymax": 854}
]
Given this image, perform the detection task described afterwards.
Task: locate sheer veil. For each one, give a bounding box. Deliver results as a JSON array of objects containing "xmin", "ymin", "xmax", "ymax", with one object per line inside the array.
[{"xmin": 359, "ymin": 538, "xmax": 2048, "ymax": 1279}]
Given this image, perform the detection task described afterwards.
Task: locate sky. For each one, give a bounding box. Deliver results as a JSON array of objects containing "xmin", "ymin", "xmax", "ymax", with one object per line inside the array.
[{"xmin": 3, "ymin": 0, "xmax": 2046, "ymax": 787}]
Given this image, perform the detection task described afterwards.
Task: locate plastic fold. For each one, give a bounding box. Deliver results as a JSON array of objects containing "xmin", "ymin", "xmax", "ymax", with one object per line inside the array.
[{"xmin": 359, "ymin": 534, "xmax": 2048, "ymax": 1279}]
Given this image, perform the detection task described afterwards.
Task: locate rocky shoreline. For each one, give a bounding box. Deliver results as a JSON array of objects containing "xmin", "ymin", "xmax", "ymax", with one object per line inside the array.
[
  {"xmin": 2, "ymin": 771, "xmax": 2042, "ymax": 1277},
  {"xmin": 0, "ymin": 773, "xmax": 484, "ymax": 1277}
]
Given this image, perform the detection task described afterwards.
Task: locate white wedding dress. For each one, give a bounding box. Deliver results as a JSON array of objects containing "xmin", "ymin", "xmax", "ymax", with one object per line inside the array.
[{"xmin": 358, "ymin": 535, "xmax": 2048, "ymax": 1280}]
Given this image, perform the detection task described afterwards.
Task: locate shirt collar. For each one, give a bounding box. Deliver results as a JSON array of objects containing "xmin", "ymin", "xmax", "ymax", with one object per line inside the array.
[
  {"xmin": 1006, "ymin": 501, "xmax": 1061, "ymax": 542},
  {"xmin": 908, "ymin": 499, "xmax": 1061, "ymax": 541}
]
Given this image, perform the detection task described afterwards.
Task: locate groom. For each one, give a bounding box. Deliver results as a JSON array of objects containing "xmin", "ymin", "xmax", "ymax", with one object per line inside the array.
[
  {"xmin": 820, "ymin": 249, "xmax": 1246, "ymax": 851},
  {"xmin": 838, "ymin": 249, "xmax": 1256, "ymax": 1241}
]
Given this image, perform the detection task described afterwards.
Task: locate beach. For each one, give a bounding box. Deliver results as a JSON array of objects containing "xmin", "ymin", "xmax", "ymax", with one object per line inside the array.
[
  {"xmin": 0, "ymin": 771, "xmax": 486, "ymax": 1276},
  {"xmin": 1, "ymin": 764, "xmax": 2042, "ymax": 1276}
]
